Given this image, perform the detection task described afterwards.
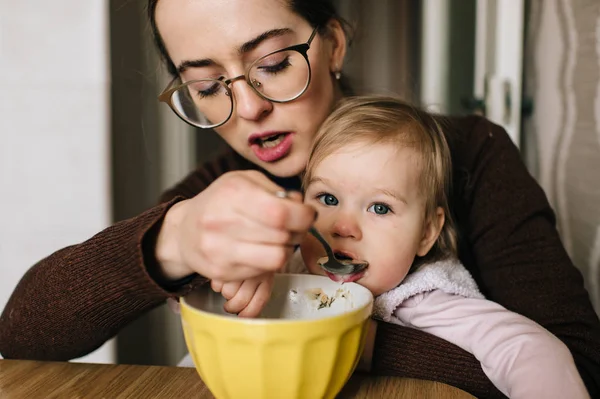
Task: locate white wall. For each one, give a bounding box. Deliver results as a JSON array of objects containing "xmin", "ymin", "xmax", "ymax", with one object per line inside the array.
[{"xmin": 0, "ymin": 1, "xmax": 114, "ymax": 363}]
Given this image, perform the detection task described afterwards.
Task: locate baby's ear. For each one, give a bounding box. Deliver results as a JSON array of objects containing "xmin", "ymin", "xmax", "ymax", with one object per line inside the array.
[{"xmin": 416, "ymin": 207, "xmax": 445, "ymax": 257}]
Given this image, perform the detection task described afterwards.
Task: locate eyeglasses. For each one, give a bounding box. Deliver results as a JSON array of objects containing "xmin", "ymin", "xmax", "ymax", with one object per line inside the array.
[{"xmin": 158, "ymin": 26, "xmax": 319, "ymax": 129}]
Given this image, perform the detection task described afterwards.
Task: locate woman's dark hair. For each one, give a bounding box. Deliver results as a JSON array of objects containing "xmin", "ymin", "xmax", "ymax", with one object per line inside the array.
[{"xmin": 146, "ymin": 0, "xmax": 354, "ymax": 94}]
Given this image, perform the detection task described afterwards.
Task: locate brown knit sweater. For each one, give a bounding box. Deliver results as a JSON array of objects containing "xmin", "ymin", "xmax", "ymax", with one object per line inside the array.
[{"xmin": 1, "ymin": 115, "xmax": 599, "ymax": 399}]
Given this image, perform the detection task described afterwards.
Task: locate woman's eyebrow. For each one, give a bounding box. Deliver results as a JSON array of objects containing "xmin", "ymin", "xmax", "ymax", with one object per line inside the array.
[
  {"xmin": 178, "ymin": 58, "xmax": 214, "ymax": 74},
  {"xmin": 176, "ymin": 28, "xmax": 293, "ymax": 74},
  {"xmin": 238, "ymin": 28, "xmax": 293, "ymax": 54}
]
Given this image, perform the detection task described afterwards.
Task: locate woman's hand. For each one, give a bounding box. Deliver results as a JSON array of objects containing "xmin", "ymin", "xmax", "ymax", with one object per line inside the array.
[
  {"xmin": 155, "ymin": 170, "xmax": 315, "ymax": 282},
  {"xmin": 211, "ymin": 274, "xmax": 274, "ymax": 317}
]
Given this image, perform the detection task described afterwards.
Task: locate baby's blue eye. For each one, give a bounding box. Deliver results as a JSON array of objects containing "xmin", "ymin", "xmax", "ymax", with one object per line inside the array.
[
  {"xmin": 368, "ymin": 203, "xmax": 390, "ymax": 215},
  {"xmin": 317, "ymin": 194, "xmax": 338, "ymax": 206}
]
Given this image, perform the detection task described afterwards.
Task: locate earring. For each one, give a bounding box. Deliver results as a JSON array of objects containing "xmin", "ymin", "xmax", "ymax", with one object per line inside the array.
[{"xmin": 332, "ymin": 64, "xmax": 342, "ymax": 80}]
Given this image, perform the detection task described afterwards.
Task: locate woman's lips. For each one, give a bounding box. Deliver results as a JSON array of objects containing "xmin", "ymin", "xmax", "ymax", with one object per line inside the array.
[{"xmin": 248, "ymin": 132, "xmax": 293, "ymax": 162}]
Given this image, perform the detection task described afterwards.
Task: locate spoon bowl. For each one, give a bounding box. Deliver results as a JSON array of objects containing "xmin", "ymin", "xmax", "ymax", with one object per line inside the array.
[{"xmin": 308, "ymin": 226, "xmax": 369, "ymax": 275}]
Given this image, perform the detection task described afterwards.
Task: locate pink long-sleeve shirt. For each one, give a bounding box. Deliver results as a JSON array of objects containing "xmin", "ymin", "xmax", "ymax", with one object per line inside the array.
[{"xmin": 393, "ymin": 289, "xmax": 589, "ymax": 398}]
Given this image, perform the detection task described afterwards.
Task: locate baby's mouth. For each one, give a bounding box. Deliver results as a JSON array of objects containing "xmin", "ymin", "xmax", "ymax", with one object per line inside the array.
[
  {"xmin": 325, "ymin": 269, "xmax": 366, "ymax": 283},
  {"xmin": 334, "ymin": 251, "xmax": 354, "ymax": 261},
  {"xmin": 317, "ymin": 250, "xmax": 368, "ymax": 283}
]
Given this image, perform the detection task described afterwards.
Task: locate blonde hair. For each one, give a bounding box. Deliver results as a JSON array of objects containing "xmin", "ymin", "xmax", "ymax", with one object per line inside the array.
[{"xmin": 303, "ymin": 96, "xmax": 458, "ymax": 262}]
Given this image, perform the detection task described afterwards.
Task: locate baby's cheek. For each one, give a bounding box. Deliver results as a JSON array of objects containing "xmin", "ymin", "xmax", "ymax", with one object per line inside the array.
[
  {"xmin": 365, "ymin": 278, "xmax": 399, "ymax": 297},
  {"xmin": 371, "ymin": 255, "xmax": 412, "ymax": 291}
]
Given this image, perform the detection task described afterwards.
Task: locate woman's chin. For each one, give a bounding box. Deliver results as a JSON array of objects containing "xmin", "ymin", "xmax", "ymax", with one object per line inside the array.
[{"xmin": 259, "ymin": 153, "xmax": 306, "ymax": 178}]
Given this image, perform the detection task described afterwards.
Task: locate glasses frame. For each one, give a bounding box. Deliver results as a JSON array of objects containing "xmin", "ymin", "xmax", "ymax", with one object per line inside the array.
[{"xmin": 158, "ymin": 26, "xmax": 319, "ymax": 129}]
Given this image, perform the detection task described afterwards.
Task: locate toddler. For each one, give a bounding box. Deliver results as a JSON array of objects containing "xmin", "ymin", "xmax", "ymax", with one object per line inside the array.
[{"xmin": 295, "ymin": 96, "xmax": 588, "ymax": 399}]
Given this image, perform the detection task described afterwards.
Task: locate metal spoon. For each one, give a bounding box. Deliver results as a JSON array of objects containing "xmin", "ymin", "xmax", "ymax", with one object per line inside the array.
[
  {"xmin": 274, "ymin": 190, "xmax": 368, "ymax": 275},
  {"xmin": 308, "ymin": 226, "xmax": 369, "ymax": 275}
]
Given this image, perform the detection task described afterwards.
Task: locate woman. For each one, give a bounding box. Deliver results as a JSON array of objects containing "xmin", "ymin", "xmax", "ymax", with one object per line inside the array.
[{"xmin": 1, "ymin": 1, "xmax": 599, "ymax": 397}]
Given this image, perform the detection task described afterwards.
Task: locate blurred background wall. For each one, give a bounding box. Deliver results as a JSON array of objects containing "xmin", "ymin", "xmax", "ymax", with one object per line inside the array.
[
  {"xmin": 0, "ymin": 1, "xmax": 113, "ymax": 364},
  {"xmin": 2, "ymin": 0, "xmax": 599, "ymax": 366}
]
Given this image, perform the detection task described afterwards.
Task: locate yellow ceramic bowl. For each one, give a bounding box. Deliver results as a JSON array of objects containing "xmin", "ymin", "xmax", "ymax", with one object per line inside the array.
[{"xmin": 180, "ymin": 273, "xmax": 374, "ymax": 399}]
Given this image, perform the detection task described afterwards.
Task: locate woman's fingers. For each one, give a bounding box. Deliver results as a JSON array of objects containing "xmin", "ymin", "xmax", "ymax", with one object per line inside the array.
[
  {"xmin": 213, "ymin": 217, "xmax": 306, "ymax": 246},
  {"xmin": 206, "ymin": 263, "xmax": 279, "ymax": 282},
  {"xmin": 229, "ymin": 242, "xmax": 295, "ymax": 273},
  {"xmin": 161, "ymin": 170, "xmax": 313, "ymax": 283},
  {"xmin": 211, "ymin": 280, "xmax": 244, "ymax": 300},
  {"xmin": 237, "ymin": 276, "xmax": 273, "ymax": 318},
  {"xmin": 220, "ymin": 280, "xmax": 242, "ymax": 300},
  {"xmin": 195, "ymin": 231, "xmax": 295, "ymax": 277},
  {"xmin": 223, "ymin": 279, "xmax": 259, "ymax": 314},
  {"xmin": 225, "ymin": 176, "xmax": 316, "ymax": 232},
  {"xmin": 210, "ymin": 279, "xmax": 224, "ymax": 293},
  {"xmin": 238, "ymin": 280, "xmax": 273, "ymax": 317},
  {"xmin": 223, "ymin": 275, "xmax": 274, "ymax": 317}
]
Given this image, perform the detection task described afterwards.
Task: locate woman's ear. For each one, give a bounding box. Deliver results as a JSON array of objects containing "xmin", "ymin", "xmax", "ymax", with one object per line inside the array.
[
  {"xmin": 416, "ymin": 207, "xmax": 445, "ymax": 257},
  {"xmin": 325, "ymin": 18, "xmax": 347, "ymax": 74}
]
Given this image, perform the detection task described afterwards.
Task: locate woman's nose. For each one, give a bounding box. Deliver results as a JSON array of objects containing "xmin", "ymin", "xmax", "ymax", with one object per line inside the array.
[
  {"xmin": 331, "ymin": 213, "xmax": 362, "ymax": 240},
  {"xmin": 231, "ymin": 80, "xmax": 273, "ymax": 121}
]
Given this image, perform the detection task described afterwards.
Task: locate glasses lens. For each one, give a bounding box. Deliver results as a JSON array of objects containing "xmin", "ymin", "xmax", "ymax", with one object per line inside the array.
[
  {"xmin": 248, "ymin": 49, "xmax": 310, "ymax": 102},
  {"xmin": 171, "ymin": 79, "xmax": 232, "ymax": 128}
]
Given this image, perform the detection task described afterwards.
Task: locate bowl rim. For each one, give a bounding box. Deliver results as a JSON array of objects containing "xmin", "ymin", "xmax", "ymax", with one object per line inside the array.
[{"xmin": 180, "ymin": 274, "xmax": 374, "ymax": 326}]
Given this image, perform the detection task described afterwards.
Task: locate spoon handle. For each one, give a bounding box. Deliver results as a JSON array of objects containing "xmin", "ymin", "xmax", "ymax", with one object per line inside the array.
[
  {"xmin": 276, "ymin": 191, "xmax": 336, "ymax": 265},
  {"xmin": 308, "ymin": 227, "xmax": 336, "ymax": 260}
]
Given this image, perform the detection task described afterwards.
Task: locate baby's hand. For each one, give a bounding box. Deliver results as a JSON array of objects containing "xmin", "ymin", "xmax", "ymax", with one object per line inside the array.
[{"xmin": 211, "ymin": 274, "xmax": 274, "ymax": 318}]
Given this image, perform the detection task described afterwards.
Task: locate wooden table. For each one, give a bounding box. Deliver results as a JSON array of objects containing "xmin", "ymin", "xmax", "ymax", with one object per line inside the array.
[{"xmin": 0, "ymin": 359, "xmax": 475, "ymax": 398}]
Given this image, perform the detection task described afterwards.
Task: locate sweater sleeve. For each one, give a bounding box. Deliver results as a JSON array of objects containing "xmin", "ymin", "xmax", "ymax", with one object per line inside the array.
[
  {"xmin": 371, "ymin": 115, "xmax": 600, "ymax": 398},
  {"xmin": 0, "ymin": 150, "xmax": 248, "ymax": 361},
  {"xmin": 0, "ymin": 198, "xmax": 202, "ymax": 361},
  {"xmin": 395, "ymin": 290, "xmax": 589, "ymax": 399}
]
